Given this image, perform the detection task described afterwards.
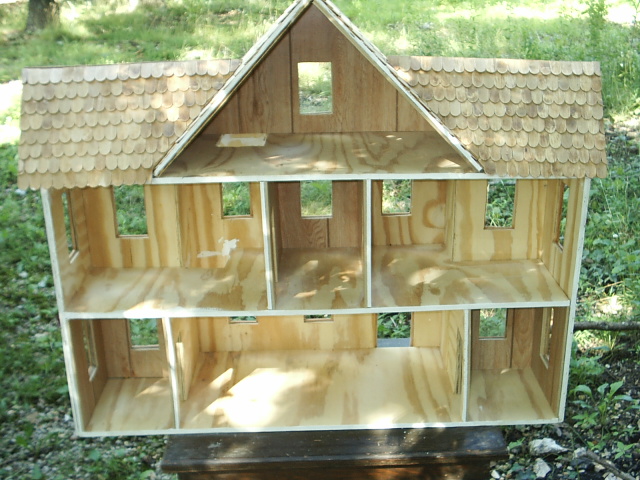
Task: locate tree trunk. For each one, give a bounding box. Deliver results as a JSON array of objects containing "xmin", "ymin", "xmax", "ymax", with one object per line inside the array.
[{"xmin": 25, "ymin": 0, "xmax": 59, "ymax": 32}]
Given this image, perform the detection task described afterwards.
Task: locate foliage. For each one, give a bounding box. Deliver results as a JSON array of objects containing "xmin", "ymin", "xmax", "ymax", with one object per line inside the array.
[
  {"xmin": 113, "ymin": 185, "xmax": 148, "ymax": 236},
  {"xmin": 382, "ymin": 180, "xmax": 412, "ymax": 215},
  {"xmin": 222, "ymin": 182, "xmax": 251, "ymax": 217},
  {"xmin": 300, "ymin": 180, "xmax": 333, "ymax": 217},
  {"xmin": 570, "ymin": 380, "xmax": 640, "ymax": 453},
  {"xmin": 377, "ymin": 312, "xmax": 411, "ymax": 338},
  {"xmin": 298, "ymin": 62, "xmax": 333, "ymax": 114},
  {"xmin": 579, "ymin": 131, "xmax": 640, "ymax": 325},
  {"xmin": 485, "ymin": 180, "xmax": 516, "ymax": 228},
  {"xmin": 479, "ymin": 308, "xmax": 507, "ymax": 338}
]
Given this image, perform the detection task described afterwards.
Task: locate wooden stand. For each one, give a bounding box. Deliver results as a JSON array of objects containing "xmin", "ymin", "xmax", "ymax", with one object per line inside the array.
[{"xmin": 161, "ymin": 428, "xmax": 508, "ymax": 479}]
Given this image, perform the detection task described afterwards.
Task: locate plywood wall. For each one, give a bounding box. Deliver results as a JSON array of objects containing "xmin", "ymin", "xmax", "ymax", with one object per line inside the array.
[
  {"xmin": 172, "ymin": 317, "xmax": 201, "ymax": 401},
  {"xmin": 541, "ymin": 179, "xmax": 588, "ymax": 296},
  {"xmin": 45, "ymin": 189, "xmax": 91, "ymax": 308},
  {"xmin": 82, "ymin": 186, "xmax": 181, "ymax": 268},
  {"xmin": 203, "ymin": 34, "xmax": 293, "ymax": 135},
  {"xmin": 98, "ymin": 319, "xmax": 164, "ymax": 378},
  {"xmin": 290, "ymin": 5, "xmax": 397, "ymax": 133},
  {"xmin": 452, "ymin": 180, "xmax": 546, "ymax": 262},
  {"xmin": 198, "ymin": 314, "xmax": 377, "ymax": 352},
  {"xmin": 530, "ymin": 307, "xmax": 570, "ymax": 412},
  {"xmin": 68, "ymin": 319, "xmax": 107, "ymax": 429},
  {"xmin": 274, "ymin": 181, "xmax": 363, "ymax": 250},
  {"xmin": 372, "ymin": 180, "xmax": 447, "ymax": 246},
  {"xmin": 178, "ymin": 183, "xmax": 263, "ymax": 268}
]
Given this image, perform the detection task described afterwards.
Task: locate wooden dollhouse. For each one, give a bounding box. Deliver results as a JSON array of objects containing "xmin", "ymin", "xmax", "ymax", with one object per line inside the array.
[{"xmin": 18, "ymin": 0, "xmax": 606, "ymax": 436}]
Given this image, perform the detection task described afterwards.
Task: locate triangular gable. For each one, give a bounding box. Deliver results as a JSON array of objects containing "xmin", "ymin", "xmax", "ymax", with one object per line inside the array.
[{"xmin": 153, "ymin": 0, "xmax": 482, "ymax": 177}]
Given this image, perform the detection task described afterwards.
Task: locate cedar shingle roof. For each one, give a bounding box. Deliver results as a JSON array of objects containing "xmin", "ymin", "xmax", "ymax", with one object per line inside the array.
[
  {"xmin": 392, "ymin": 56, "xmax": 607, "ymax": 178},
  {"xmin": 18, "ymin": 61, "xmax": 238, "ymax": 190},
  {"xmin": 18, "ymin": 56, "xmax": 606, "ymax": 189}
]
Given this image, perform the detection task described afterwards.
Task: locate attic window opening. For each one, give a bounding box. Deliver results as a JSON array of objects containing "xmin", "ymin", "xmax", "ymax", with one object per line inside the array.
[
  {"xmin": 301, "ymin": 180, "xmax": 332, "ymax": 218},
  {"xmin": 113, "ymin": 185, "xmax": 148, "ymax": 237},
  {"xmin": 128, "ymin": 319, "xmax": 159, "ymax": 350},
  {"xmin": 555, "ymin": 183, "xmax": 570, "ymax": 249},
  {"xmin": 61, "ymin": 191, "xmax": 78, "ymax": 258},
  {"xmin": 382, "ymin": 180, "xmax": 412, "ymax": 215},
  {"xmin": 485, "ymin": 179, "xmax": 516, "ymax": 229},
  {"xmin": 222, "ymin": 182, "xmax": 252, "ymax": 217},
  {"xmin": 479, "ymin": 308, "xmax": 507, "ymax": 339},
  {"xmin": 298, "ymin": 62, "xmax": 333, "ymax": 115}
]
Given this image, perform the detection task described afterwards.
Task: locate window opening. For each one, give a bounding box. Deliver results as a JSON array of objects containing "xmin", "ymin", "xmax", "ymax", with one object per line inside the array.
[
  {"xmin": 479, "ymin": 308, "xmax": 507, "ymax": 338},
  {"xmin": 61, "ymin": 191, "xmax": 78, "ymax": 257},
  {"xmin": 222, "ymin": 182, "xmax": 252, "ymax": 217},
  {"xmin": 298, "ymin": 62, "xmax": 333, "ymax": 115},
  {"xmin": 82, "ymin": 321, "xmax": 98, "ymax": 380},
  {"xmin": 485, "ymin": 179, "xmax": 516, "ymax": 228},
  {"xmin": 128, "ymin": 319, "xmax": 159, "ymax": 349},
  {"xmin": 540, "ymin": 308, "xmax": 554, "ymax": 366},
  {"xmin": 304, "ymin": 314, "xmax": 333, "ymax": 323},
  {"xmin": 377, "ymin": 313, "xmax": 411, "ymax": 347},
  {"xmin": 113, "ymin": 185, "xmax": 148, "ymax": 236},
  {"xmin": 301, "ymin": 180, "xmax": 332, "ymax": 217},
  {"xmin": 555, "ymin": 183, "xmax": 570, "ymax": 249},
  {"xmin": 229, "ymin": 316, "xmax": 258, "ymax": 324},
  {"xmin": 382, "ymin": 180, "xmax": 412, "ymax": 215}
]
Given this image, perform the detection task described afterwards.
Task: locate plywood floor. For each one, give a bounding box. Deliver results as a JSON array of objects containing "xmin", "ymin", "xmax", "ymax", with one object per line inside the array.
[
  {"xmin": 86, "ymin": 378, "xmax": 174, "ymax": 433},
  {"xmin": 275, "ymin": 247, "xmax": 365, "ymax": 310},
  {"xmin": 467, "ymin": 368, "xmax": 556, "ymax": 422},
  {"xmin": 162, "ymin": 132, "xmax": 473, "ymax": 180},
  {"xmin": 181, "ymin": 347, "xmax": 461, "ymax": 430},
  {"xmin": 66, "ymin": 249, "xmax": 268, "ymax": 316},
  {"xmin": 372, "ymin": 246, "xmax": 569, "ymax": 308}
]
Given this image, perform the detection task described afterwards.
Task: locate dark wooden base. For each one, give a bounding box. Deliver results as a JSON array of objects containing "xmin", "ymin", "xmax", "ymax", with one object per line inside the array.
[{"xmin": 161, "ymin": 428, "xmax": 508, "ymax": 480}]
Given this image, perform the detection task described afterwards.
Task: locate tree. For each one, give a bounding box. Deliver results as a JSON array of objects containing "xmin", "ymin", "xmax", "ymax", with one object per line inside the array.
[{"xmin": 25, "ymin": 0, "xmax": 59, "ymax": 32}]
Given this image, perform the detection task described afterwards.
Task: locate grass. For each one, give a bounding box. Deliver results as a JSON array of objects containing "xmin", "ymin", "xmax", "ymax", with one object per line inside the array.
[{"xmin": 1, "ymin": 0, "xmax": 640, "ymax": 478}]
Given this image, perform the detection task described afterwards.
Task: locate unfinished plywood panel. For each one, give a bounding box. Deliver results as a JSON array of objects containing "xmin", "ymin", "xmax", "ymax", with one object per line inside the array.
[
  {"xmin": 66, "ymin": 255, "xmax": 268, "ymax": 316},
  {"xmin": 467, "ymin": 368, "xmax": 556, "ymax": 422},
  {"xmin": 198, "ymin": 314, "xmax": 376, "ymax": 353},
  {"xmin": 275, "ymin": 247, "xmax": 365, "ymax": 310},
  {"xmin": 82, "ymin": 186, "xmax": 181, "ymax": 268},
  {"xmin": 290, "ymin": 5, "xmax": 397, "ymax": 133},
  {"xmin": 172, "ymin": 317, "xmax": 201, "ymax": 402},
  {"xmin": 202, "ymin": 35, "xmax": 292, "ymax": 135},
  {"xmin": 411, "ymin": 311, "xmax": 443, "ymax": 348},
  {"xmin": 181, "ymin": 347, "xmax": 460, "ymax": 430},
  {"xmin": 441, "ymin": 310, "xmax": 465, "ymax": 398},
  {"xmin": 452, "ymin": 180, "xmax": 545, "ymax": 262},
  {"xmin": 68, "ymin": 319, "xmax": 107, "ymax": 430},
  {"xmin": 161, "ymin": 132, "xmax": 472, "ymax": 179},
  {"xmin": 44, "ymin": 189, "xmax": 91, "ymax": 308},
  {"xmin": 530, "ymin": 307, "xmax": 570, "ymax": 413},
  {"xmin": 372, "ymin": 180, "xmax": 447, "ymax": 247},
  {"xmin": 177, "ymin": 183, "xmax": 263, "ymax": 268},
  {"xmin": 471, "ymin": 310, "xmax": 514, "ymax": 371},
  {"xmin": 86, "ymin": 378, "xmax": 175, "ymax": 433},
  {"xmin": 274, "ymin": 181, "xmax": 362, "ymax": 249},
  {"xmin": 371, "ymin": 246, "xmax": 568, "ymax": 309},
  {"xmin": 542, "ymin": 179, "xmax": 589, "ymax": 296}
]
